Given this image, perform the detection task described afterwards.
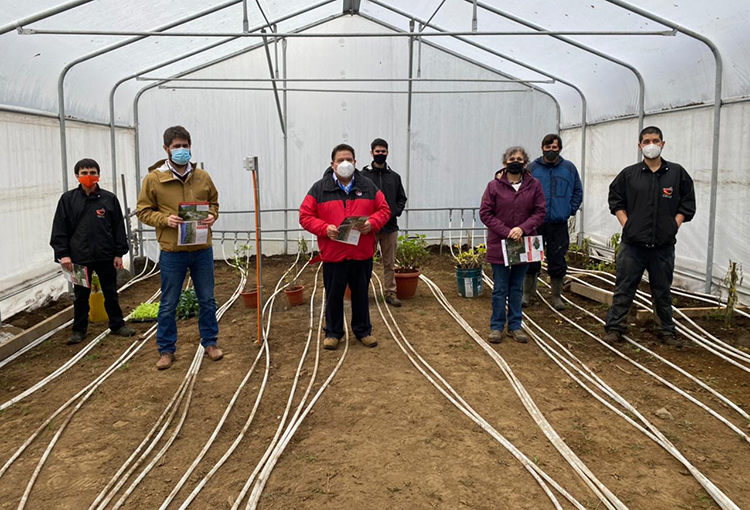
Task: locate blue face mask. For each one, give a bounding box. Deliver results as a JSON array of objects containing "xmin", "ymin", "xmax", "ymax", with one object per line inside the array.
[{"xmin": 170, "ymin": 148, "xmax": 191, "ymax": 165}]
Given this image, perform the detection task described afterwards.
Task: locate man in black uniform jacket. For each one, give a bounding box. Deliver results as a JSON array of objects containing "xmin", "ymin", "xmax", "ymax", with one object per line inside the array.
[
  {"xmin": 50, "ymin": 158, "xmax": 135, "ymax": 344},
  {"xmin": 604, "ymin": 127, "xmax": 696, "ymax": 347}
]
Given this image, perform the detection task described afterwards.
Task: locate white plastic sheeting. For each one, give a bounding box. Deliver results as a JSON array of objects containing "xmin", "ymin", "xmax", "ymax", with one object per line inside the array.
[{"xmin": 1, "ymin": 0, "xmax": 750, "ymax": 316}]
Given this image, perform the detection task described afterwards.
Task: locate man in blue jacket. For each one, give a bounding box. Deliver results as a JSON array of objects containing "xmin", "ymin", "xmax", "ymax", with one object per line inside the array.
[{"xmin": 524, "ymin": 134, "xmax": 583, "ymax": 310}]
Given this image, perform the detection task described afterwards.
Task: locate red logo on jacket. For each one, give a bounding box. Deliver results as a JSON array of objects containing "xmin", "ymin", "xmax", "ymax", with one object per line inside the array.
[
  {"xmin": 662, "ymin": 187, "xmax": 673, "ymax": 198},
  {"xmin": 96, "ymin": 208, "xmax": 106, "ymax": 218}
]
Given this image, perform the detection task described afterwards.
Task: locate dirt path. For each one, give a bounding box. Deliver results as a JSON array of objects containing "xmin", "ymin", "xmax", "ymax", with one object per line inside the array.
[{"xmin": 0, "ymin": 253, "xmax": 748, "ymax": 509}]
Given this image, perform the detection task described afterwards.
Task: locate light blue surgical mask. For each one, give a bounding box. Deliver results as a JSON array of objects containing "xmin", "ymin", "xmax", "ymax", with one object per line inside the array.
[{"xmin": 170, "ymin": 148, "xmax": 191, "ymax": 165}]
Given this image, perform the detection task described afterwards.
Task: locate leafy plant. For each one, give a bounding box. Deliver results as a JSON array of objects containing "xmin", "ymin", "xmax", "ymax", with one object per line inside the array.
[
  {"xmin": 131, "ymin": 302, "xmax": 159, "ymax": 320},
  {"xmin": 453, "ymin": 244, "xmax": 486, "ymax": 270},
  {"xmin": 721, "ymin": 260, "xmax": 744, "ymax": 328},
  {"xmin": 396, "ymin": 234, "xmax": 430, "ymax": 272},
  {"xmin": 234, "ymin": 244, "xmax": 256, "ymax": 291},
  {"xmin": 90, "ymin": 273, "xmax": 101, "ymax": 293},
  {"xmin": 285, "ymin": 238, "xmax": 310, "ymax": 290},
  {"xmin": 177, "ymin": 288, "xmax": 199, "ymax": 319},
  {"xmin": 608, "ymin": 233, "xmax": 622, "ymax": 260}
]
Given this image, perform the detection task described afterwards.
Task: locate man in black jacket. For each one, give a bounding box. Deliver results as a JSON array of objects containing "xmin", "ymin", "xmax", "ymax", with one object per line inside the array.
[
  {"xmin": 604, "ymin": 127, "xmax": 696, "ymax": 347},
  {"xmin": 50, "ymin": 158, "xmax": 135, "ymax": 344},
  {"xmin": 361, "ymin": 138, "xmax": 408, "ymax": 307}
]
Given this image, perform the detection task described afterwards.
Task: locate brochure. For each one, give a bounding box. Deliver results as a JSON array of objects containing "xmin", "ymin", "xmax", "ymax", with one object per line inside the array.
[
  {"xmin": 62, "ymin": 263, "xmax": 90, "ymax": 288},
  {"xmin": 334, "ymin": 216, "xmax": 369, "ymax": 246},
  {"xmin": 178, "ymin": 202, "xmax": 210, "ymax": 246},
  {"xmin": 501, "ymin": 235, "xmax": 544, "ymax": 267}
]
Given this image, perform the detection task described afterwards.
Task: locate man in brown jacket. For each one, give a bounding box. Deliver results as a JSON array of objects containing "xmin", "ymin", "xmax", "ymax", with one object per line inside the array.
[{"xmin": 136, "ymin": 126, "xmax": 223, "ymax": 370}]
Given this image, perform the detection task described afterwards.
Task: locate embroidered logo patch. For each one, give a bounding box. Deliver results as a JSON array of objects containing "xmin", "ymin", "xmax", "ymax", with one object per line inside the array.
[
  {"xmin": 96, "ymin": 208, "xmax": 106, "ymax": 218},
  {"xmin": 355, "ymin": 190, "xmax": 363, "ymax": 196},
  {"xmin": 662, "ymin": 187, "xmax": 673, "ymax": 198}
]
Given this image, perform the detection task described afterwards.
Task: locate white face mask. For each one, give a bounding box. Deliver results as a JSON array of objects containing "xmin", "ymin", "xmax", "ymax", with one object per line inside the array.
[
  {"xmin": 336, "ymin": 161, "xmax": 355, "ymax": 179},
  {"xmin": 641, "ymin": 143, "xmax": 662, "ymax": 160}
]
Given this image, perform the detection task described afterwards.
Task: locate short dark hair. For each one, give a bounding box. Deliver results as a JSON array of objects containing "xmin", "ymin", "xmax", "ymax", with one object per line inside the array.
[
  {"xmin": 331, "ymin": 143, "xmax": 356, "ymax": 161},
  {"xmin": 371, "ymin": 138, "xmax": 388, "ymax": 151},
  {"xmin": 163, "ymin": 125, "xmax": 192, "ymax": 147},
  {"xmin": 639, "ymin": 126, "xmax": 663, "ymax": 143},
  {"xmin": 541, "ymin": 133, "xmax": 562, "ymax": 150},
  {"xmin": 74, "ymin": 158, "xmax": 100, "ymax": 175}
]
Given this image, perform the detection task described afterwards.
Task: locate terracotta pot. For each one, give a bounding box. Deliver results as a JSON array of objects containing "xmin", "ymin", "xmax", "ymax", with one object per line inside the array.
[
  {"xmin": 345, "ymin": 285, "xmax": 351, "ymax": 301},
  {"xmin": 284, "ymin": 285, "xmax": 305, "ymax": 306},
  {"xmin": 395, "ymin": 270, "xmax": 421, "ymax": 299},
  {"xmin": 241, "ymin": 290, "xmax": 258, "ymax": 308}
]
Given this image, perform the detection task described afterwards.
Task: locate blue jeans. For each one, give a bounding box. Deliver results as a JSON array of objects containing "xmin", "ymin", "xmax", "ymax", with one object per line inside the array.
[
  {"xmin": 157, "ymin": 247, "xmax": 219, "ymax": 354},
  {"xmin": 491, "ymin": 263, "xmax": 528, "ymax": 332}
]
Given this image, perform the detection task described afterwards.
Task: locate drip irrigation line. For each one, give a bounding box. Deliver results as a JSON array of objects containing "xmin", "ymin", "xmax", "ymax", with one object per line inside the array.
[
  {"xmin": 158, "ymin": 251, "xmax": 307, "ymax": 510},
  {"xmin": 91, "ymin": 271, "xmax": 247, "ymax": 509},
  {"xmin": 9, "ymin": 270, "xmax": 246, "ymax": 508},
  {"xmin": 532, "ymin": 275, "xmax": 750, "ymax": 439},
  {"xmin": 241, "ymin": 290, "xmax": 348, "ymax": 510},
  {"xmin": 177, "ymin": 264, "xmax": 323, "ymax": 510},
  {"xmin": 421, "ymin": 273, "xmax": 626, "ymax": 510},
  {"xmin": 370, "ymin": 272, "xmax": 583, "ymax": 509},
  {"xmin": 0, "ymin": 258, "xmax": 159, "ymax": 371}
]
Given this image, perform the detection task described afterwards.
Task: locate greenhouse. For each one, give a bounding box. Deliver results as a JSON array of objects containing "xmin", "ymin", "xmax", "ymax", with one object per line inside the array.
[{"xmin": 0, "ymin": 1, "xmax": 749, "ymax": 509}]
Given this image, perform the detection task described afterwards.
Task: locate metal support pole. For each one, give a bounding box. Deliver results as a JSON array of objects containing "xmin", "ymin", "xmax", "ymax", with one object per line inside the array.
[
  {"xmin": 417, "ymin": 24, "xmax": 423, "ymax": 78},
  {"xmin": 405, "ymin": 20, "xmax": 415, "ymax": 232},
  {"xmin": 121, "ymin": 174, "xmax": 135, "ymax": 270},
  {"xmin": 471, "ymin": 0, "xmax": 478, "ymax": 32},
  {"xmin": 0, "ymin": 0, "xmax": 95, "ymax": 35},
  {"xmin": 467, "ymin": 0, "xmax": 646, "ymax": 159},
  {"xmin": 605, "ymin": 0, "xmax": 723, "ymax": 293},
  {"xmin": 242, "ymin": 0, "xmax": 249, "ymax": 32},
  {"xmin": 261, "ymin": 28, "xmax": 287, "ymax": 136},
  {"xmin": 158, "ymin": 85, "xmax": 530, "ymax": 94},
  {"xmin": 58, "ymin": 0, "xmax": 245, "ymax": 193},
  {"xmin": 368, "ymin": 1, "xmax": 587, "ymax": 231},
  {"xmin": 282, "ymin": 37, "xmax": 289, "ymax": 255},
  {"xmin": 139, "ymin": 76, "xmax": 553, "ymax": 83}
]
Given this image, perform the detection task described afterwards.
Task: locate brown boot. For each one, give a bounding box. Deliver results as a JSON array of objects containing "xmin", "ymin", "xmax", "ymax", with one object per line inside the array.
[
  {"xmin": 205, "ymin": 345, "xmax": 224, "ymax": 361},
  {"xmin": 156, "ymin": 352, "xmax": 175, "ymax": 370},
  {"xmin": 359, "ymin": 336, "xmax": 378, "ymax": 348},
  {"xmin": 324, "ymin": 337, "xmax": 340, "ymax": 350},
  {"xmin": 488, "ymin": 330, "xmax": 504, "ymax": 344},
  {"xmin": 507, "ymin": 329, "xmax": 528, "ymax": 343}
]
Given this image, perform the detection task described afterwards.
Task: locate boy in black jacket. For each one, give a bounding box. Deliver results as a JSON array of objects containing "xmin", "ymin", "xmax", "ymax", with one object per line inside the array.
[
  {"xmin": 361, "ymin": 138, "xmax": 408, "ymax": 307},
  {"xmin": 604, "ymin": 127, "xmax": 696, "ymax": 347},
  {"xmin": 50, "ymin": 158, "xmax": 135, "ymax": 344}
]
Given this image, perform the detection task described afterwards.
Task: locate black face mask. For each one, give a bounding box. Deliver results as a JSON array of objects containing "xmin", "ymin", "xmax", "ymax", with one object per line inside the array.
[
  {"xmin": 373, "ymin": 154, "xmax": 387, "ymax": 165},
  {"xmin": 543, "ymin": 150, "xmax": 559, "ymax": 162},
  {"xmin": 506, "ymin": 162, "xmax": 524, "ymax": 174}
]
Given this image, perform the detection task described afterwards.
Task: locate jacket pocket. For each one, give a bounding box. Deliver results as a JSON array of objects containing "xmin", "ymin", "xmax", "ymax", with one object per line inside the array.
[{"xmin": 553, "ymin": 176, "xmax": 570, "ymax": 198}]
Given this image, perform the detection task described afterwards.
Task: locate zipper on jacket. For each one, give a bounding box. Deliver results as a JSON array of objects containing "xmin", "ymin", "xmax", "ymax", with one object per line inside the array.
[{"xmin": 650, "ymin": 172, "xmax": 659, "ymax": 247}]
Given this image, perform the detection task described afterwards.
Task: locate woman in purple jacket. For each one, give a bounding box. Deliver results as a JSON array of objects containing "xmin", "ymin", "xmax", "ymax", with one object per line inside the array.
[{"xmin": 480, "ymin": 147, "xmax": 547, "ymax": 344}]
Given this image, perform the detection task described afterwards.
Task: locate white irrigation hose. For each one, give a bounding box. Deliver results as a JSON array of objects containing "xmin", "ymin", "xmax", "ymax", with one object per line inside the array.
[
  {"xmin": 0, "ymin": 287, "xmax": 161, "ymax": 412},
  {"xmin": 0, "ymin": 258, "xmax": 159, "ymax": 371},
  {"xmin": 242, "ymin": 293, "xmax": 348, "ymax": 510},
  {"xmin": 371, "ymin": 273, "xmax": 581, "ymax": 510},
  {"xmin": 92, "ymin": 273, "xmax": 247, "ymax": 510},
  {"xmin": 424, "ymin": 274, "xmax": 626, "ymax": 510},
  {"xmin": 157, "ymin": 253, "xmax": 308, "ymax": 510},
  {"xmin": 533, "ymin": 277, "xmax": 750, "ymax": 441},
  {"xmin": 521, "ymin": 312, "xmax": 741, "ymax": 510},
  {"xmin": 177, "ymin": 265, "xmax": 324, "ymax": 510},
  {"xmin": 13, "ymin": 271, "xmax": 245, "ymax": 509},
  {"xmin": 566, "ymin": 267, "xmax": 750, "ymax": 367},
  {"xmin": 448, "ymin": 210, "xmax": 456, "ymax": 258}
]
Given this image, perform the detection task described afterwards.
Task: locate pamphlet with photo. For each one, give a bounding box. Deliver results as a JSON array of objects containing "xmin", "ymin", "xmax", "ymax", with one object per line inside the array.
[
  {"xmin": 501, "ymin": 235, "xmax": 544, "ymax": 267},
  {"xmin": 178, "ymin": 202, "xmax": 210, "ymax": 246},
  {"xmin": 334, "ymin": 216, "xmax": 369, "ymax": 246},
  {"xmin": 62, "ymin": 263, "xmax": 90, "ymax": 288}
]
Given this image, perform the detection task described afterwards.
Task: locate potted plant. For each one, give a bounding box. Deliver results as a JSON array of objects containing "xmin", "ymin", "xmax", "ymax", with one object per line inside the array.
[
  {"xmin": 395, "ymin": 234, "xmax": 430, "ymax": 299},
  {"xmin": 234, "ymin": 244, "xmax": 258, "ymax": 308},
  {"xmin": 284, "ymin": 238, "xmax": 309, "ymax": 306},
  {"xmin": 453, "ymin": 244, "xmax": 486, "ymax": 298}
]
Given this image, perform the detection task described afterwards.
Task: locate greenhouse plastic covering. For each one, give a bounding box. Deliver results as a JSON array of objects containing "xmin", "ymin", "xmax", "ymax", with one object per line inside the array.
[{"xmin": 1, "ymin": 0, "xmax": 749, "ymax": 318}]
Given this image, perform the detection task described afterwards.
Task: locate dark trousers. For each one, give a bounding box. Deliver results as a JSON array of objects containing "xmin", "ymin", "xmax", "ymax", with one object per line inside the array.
[
  {"xmin": 528, "ymin": 222, "xmax": 569, "ymax": 278},
  {"xmin": 323, "ymin": 259, "xmax": 373, "ymax": 340},
  {"xmin": 605, "ymin": 243, "xmax": 676, "ymax": 336},
  {"xmin": 73, "ymin": 260, "xmax": 125, "ymax": 334}
]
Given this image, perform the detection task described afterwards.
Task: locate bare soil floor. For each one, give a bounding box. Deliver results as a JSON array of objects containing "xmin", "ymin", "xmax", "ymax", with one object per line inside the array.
[{"xmin": 0, "ymin": 253, "xmax": 748, "ymax": 510}]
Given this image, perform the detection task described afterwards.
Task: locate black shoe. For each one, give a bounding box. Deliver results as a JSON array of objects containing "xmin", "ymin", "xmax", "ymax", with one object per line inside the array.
[
  {"xmin": 112, "ymin": 325, "xmax": 136, "ymax": 337},
  {"xmin": 660, "ymin": 334, "xmax": 683, "ymax": 348},
  {"xmin": 603, "ymin": 330, "xmax": 623, "ymax": 344},
  {"xmin": 67, "ymin": 331, "xmax": 86, "ymax": 345},
  {"xmin": 385, "ymin": 294, "xmax": 402, "ymax": 308}
]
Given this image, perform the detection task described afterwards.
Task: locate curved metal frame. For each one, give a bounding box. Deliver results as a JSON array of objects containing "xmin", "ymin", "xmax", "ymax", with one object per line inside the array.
[{"xmin": 605, "ymin": 0, "xmax": 724, "ymax": 293}]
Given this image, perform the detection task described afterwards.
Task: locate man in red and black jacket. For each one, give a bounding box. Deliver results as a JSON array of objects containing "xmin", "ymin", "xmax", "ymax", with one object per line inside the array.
[{"xmin": 300, "ymin": 143, "xmax": 391, "ymax": 351}]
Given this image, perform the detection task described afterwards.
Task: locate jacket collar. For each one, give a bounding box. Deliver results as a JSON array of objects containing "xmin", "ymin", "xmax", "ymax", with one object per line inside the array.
[
  {"xmin": 533, "ymin": 155, "xmax": 566, "ymax": 168},
  {"xmin": 364, "ymin": 163, "xmax": 392, "ymax": 174},
  {"xmin": 76, "ymin": 183, "xmax": 101, "ymax": 198},
  {"xmin": 149, "ymin": 159, "xmax": 196, "ymax": 183},
  {"xmin": 640, "ymin": 158, "xmax": 669, "ymax": 173},
  {"xmin": 494, "ymin": 169, "xmax": 529, "ymax": 190}
]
